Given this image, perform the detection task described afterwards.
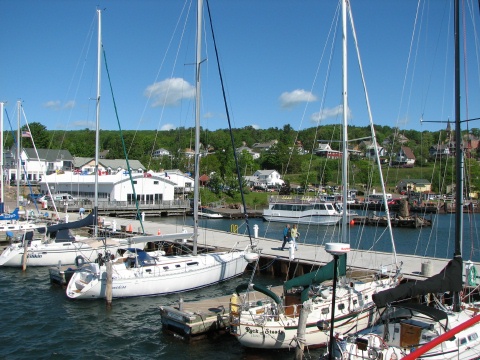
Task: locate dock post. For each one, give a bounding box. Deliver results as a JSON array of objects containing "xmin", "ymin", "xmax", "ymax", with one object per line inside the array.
[
  {"xmin": 295, "ymin": 299, "xmax": 312, "ymax": 359},
  {"xmin": 21, "ymin": 234, "xmax": 28, "ymax": 271},
  {"xmin": 106, "ymin": 261, "xmax": 113, "ymax": 308}
]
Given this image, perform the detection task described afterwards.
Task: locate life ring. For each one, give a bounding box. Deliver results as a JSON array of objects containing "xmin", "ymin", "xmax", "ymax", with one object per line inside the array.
[
  {"xmin": 468, "ymin": 266, "xmax": 477, "ymax": 286},
  {"xmin": 75, "ymin": 255, "xmax": 86, "ymax": 267}
]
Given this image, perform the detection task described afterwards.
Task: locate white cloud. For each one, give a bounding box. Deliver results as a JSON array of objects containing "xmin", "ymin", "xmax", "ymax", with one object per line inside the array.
[
  {"xmin": 251, "ymin": 124, "xmax": 260, "ymax": 129},
  {"xmin": 64, "ymin": 100, "xmax": 75, "ymax": 109},
  {"xmin": 310, "ymin": 105, "xmax": 351, "ymax": 124},
  {"xmin": 43, "ymin": 100, "xmax": 76, "ymax": 110},
  {"xmin": 144, "ymin": 78, "xmax": 195, "ymax": 107},
  {"xmin": 160, "ymin": 123, "xmax": 176, "ymax": 131},
  {"xmin": 43, "ymin": 100, "xmax": 61, "ymax": 110},
  {"xmin": 279, "ymin": 89, "xmax": 317, "ymax": 108}
]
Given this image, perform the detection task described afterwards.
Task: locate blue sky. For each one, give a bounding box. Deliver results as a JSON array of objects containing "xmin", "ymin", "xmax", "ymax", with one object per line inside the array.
[{"xmin": 1, "ymin": 0, "xmax": 479, "ymax": 134}]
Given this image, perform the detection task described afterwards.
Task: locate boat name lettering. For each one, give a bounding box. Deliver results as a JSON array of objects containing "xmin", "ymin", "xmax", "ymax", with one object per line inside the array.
[
  {"xmin": 245, "ymin": 327, "xmax": 284, "ymax": 336},
  {"xmin": 112, "ymin": 286, "xmax": 127, "ymax": 289},
  {"xmin": 27, "ymin": 253, "xmax": 42, "ymax": 258}
]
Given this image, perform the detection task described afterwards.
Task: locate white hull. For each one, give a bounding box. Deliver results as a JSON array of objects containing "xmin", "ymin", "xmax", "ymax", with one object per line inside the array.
[
  {"xmin": 337, "ymin": 306, "xmax": 480, "ymax": 359},
  {"xmin": 262, "ymin": 213, "xmax": 341, "ymax": 225},
  {"xmin": 232, "ymin": 278, "xmax": 393, "ymax": 349},
  {"xmin": 66, "ymin": 249, "xmax": 251, "ymax": 299},
  {"xmin": 263, "ymin": 198, "xmax": 342, "ymax": 225},
  {"xmin": 0, "ymin": 221, "xmax": 45, "ymax": 232},
  {"xmin": 0, "ymin": 237, "xmax": 147, "ymax": 267}
]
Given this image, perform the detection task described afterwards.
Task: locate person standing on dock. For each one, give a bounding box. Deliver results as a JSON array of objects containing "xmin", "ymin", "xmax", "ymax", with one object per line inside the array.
[
  {"xmin": 281, "ymin": 224, "xmax": 291, "ymax": 250},
  {"xmin": 290, "ymin": 224, "xmax": 299, "ymax": 250}
]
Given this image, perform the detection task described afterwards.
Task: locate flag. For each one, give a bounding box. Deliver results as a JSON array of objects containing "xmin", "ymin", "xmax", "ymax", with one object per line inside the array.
[{"xmin": 21, "ymin": 131, "xmax": 31, "ymax": 138}]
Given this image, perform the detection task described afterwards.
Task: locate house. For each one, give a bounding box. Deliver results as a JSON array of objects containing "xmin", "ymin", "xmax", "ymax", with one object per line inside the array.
[
  {"xmin": 252, "ymin": 170, "xmax": 285, "ymax": 187},
  {"xmin": 152, "ymin": 148, "xmax": 171, "ymax": 158},
  {"xmin": 99, "ymin": 150, "xmax": 109, "ymax": 159},
  {"xmin": 72, "ymin": 157, "xmax": 145, "ymax": 175},
  {"xmin": 429, "ymin": 144, "xmax": 450, "ymax": 158},
  {"xmin": 315, "ymin": 143, "xmax": 342, "ymax": 158},
  {"xmin": 251, "ymin": 140, "xmax": 277, "ymax": 153},
  {"xmin": 4, "ymin": 147, "xmax": 74, "ymax": 185},
  {"xmin": 365, "ymin": 143, "xmax": 387, "ymax": 159},
  {"xmin": 290, "ymin": 140, "xmax": 309, "ymax": 155},
  {"xmin": 392, "ymin": 146, "xmax": 416, "ymax": 167},
  {"xmin": 236, "ymin": 146, "xmax": 260, "ymax": 160},
  {"xmin": 396, "ymin": 179, "xmax": 432, "ymax": 194}
]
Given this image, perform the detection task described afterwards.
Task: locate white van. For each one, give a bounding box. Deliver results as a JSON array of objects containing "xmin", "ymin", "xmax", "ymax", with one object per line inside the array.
[{"xmin": 44, "ymin": 193, "xmax": 76, "ymax": 203}]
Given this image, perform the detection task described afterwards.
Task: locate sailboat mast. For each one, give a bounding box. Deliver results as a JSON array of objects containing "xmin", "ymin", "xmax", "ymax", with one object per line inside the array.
[
  {"xmin": 16, "ymin": 100, "xmax": 21, "ymax": 209},
  {"xmin": 341, "ymin": 0, "xmax": 348, "ymax": 242},
  {"xmin": 454, "ymin": 0, "xmax": 462, "ymax": 258},
  {"xmin": 453, "ymin": 0, "xmax": 463, "ymax": 313},
  {"xmin": 193, "ymin": 0, "xmax": 203, "ymax": 256},
  {"xmin": 94, "ymin": 9, "xmax": 102, "ymax": 237}
]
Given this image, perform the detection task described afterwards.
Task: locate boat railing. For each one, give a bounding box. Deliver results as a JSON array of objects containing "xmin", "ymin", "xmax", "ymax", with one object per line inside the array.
[{"xmin": 268, "ymin": 195, "xmax": 324, "ymax": 204}]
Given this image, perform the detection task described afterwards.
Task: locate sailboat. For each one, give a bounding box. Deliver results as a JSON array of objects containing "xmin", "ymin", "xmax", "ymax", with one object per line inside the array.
[
  {"xmin": 0, "ymin": 13, "xmax": 161, "ymax": 268},
  {"xmin": 326, "ymin": 0, "xmax": 480, "ymax": 358},
  {"xmin": 66, "ymin": 2, "xmax": 258, "ymax": 300},
  {"xmin": 229, "ymin": 0, "xmax": 400, "ymax": 349},
  {"xmin": 0, "ymin": 101, "xmax": 47, "ymax": 233}
]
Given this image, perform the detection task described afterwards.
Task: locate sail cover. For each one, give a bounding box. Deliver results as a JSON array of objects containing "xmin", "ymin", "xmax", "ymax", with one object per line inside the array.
[
  {"xmin": 46, "ymin": 208, "xmax": 97, "ymax": 241},
  {"xmin": 373, "ymin": 256, "xmax": 463, "ymax": 308}
]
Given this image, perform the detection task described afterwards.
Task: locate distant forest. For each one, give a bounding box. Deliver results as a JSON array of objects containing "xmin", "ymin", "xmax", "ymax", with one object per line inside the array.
[{"xmin": 10, "ymin": 122, "xmax": 480, "ymax": 193}]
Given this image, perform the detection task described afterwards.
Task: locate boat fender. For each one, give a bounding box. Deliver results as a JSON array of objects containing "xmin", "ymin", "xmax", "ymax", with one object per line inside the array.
[
  {"xmin": 468, "ymin": 266, "xmax": 477, "ymax": 286},
  {"xmin": 75, "ymin": 255, "xmax": 86, "ymax": 267}
]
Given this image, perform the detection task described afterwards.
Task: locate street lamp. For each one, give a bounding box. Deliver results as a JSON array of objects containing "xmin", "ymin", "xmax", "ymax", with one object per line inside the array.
[{"xmin": 325, "ymin": 242, "xmax": 350, "ymax": 360}]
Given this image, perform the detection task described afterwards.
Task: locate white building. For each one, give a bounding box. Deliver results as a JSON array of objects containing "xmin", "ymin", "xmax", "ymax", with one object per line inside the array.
[
  {"xmin": 39, "ymin": 168, "xmax": 194, "ymax": 203},
  {"xmin": 4, "ymin": 148, "xmax": 73, "ymax": 185},
  {"xmin": 252, "ymin": 170, "xmax": 285, "ymax": 187}
]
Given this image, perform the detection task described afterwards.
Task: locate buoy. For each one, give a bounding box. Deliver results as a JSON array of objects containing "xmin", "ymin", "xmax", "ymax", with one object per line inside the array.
[
  {"xmin": 157, "ymin": 229, "xmax": 161, "ymax": 235},
  {"xmin": 350, "ymin": 219, "xmax": 355, "ymax": 226},
  {"xmin": 127, "ymin": 224, "xmax": 133, "ymax": 232}
]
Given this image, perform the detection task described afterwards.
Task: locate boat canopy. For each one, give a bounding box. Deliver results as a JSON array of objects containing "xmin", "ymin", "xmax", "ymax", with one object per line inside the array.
[
  {"xmin": 373, "ymin": 257, "xmax": 463, "ymax": 308},
  {"xmin": 284, "ymin": 254, "xmax": 347, "ymax": 302}
]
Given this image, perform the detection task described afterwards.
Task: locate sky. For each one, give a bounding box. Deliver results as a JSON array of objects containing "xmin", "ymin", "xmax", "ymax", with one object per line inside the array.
[{"xmin": 1, "ymin": 0, "xmax": 480, "ymax": 134}]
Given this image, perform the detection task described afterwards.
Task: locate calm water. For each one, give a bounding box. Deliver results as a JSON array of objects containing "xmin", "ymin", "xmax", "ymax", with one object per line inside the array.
[
  {"xmin": 1, "ymin": 212, "xmax": 478, "ymax": 359},
  {"xmin": 163, "ymin": 212, "xmax": 480, "ymax": 262}
]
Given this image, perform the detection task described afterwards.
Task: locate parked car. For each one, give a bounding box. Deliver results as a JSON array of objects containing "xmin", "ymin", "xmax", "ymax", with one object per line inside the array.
[{"xmin": 27, "ymin": 193, "xmax": 45, "ymax": 202}]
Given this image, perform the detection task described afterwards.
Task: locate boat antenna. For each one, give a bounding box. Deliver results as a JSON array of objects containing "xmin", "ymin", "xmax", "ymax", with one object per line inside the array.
[{"xmin": 205, "ymin": 0, "xmax": 254, "ymax": 245}]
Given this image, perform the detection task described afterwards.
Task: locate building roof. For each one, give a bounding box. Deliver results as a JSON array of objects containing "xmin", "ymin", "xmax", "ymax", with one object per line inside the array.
[
  {"xmin": 24, "ymin": 148, "xmax": 73, "ymax": 162},
  {"xmin": 401, "ymin": 146, "xmax": 416, "ymax": 159},
  {"xmin": 72, "ymin": 157, "xmax": 145, "ymax": 170}
]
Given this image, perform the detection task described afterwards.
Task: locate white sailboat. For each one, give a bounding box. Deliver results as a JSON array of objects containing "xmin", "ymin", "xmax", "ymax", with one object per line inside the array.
[
  {"xmin": 0, "ymin": 13, "xmax": 159, "ymax": 268},
  {"xmin": 66, "ymin": 3, "xmax": 258, "ymax": 300},
  {"xmin": 230, "ymin": 0, "xmax": 400, "ymax": 350},
  {"xmin": 327, "ymin": 1, "xmax": 480, "ymax": 358}
]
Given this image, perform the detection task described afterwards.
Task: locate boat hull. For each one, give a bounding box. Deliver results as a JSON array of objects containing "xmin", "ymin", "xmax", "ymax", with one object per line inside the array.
[
  {"xmin": 66, "ymin": 251, "xmax": 249, "ymax": 299},
  {"xmin": 232, "ymin": 278, "xmax": 393, "ymax": 349}
]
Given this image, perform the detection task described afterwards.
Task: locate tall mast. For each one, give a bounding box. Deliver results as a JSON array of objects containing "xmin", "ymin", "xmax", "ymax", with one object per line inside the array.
[
  {"xmin": 453, "ymin": 0, "xmax": 463, "ymax": 312},
  {"xmin": 341, "ymin": 0, "xmax": 348, "ymax": 243},
  {"xmin": 16, "ymin": 100, "xmax": 21, "ymax": 209},
  {"xmin": 192, "ymin": 0, "xmax": 203, "ymax": 256},
  {"xmin": 94, "ymin": 9, "xmax": 102, "ymax": 237}
]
